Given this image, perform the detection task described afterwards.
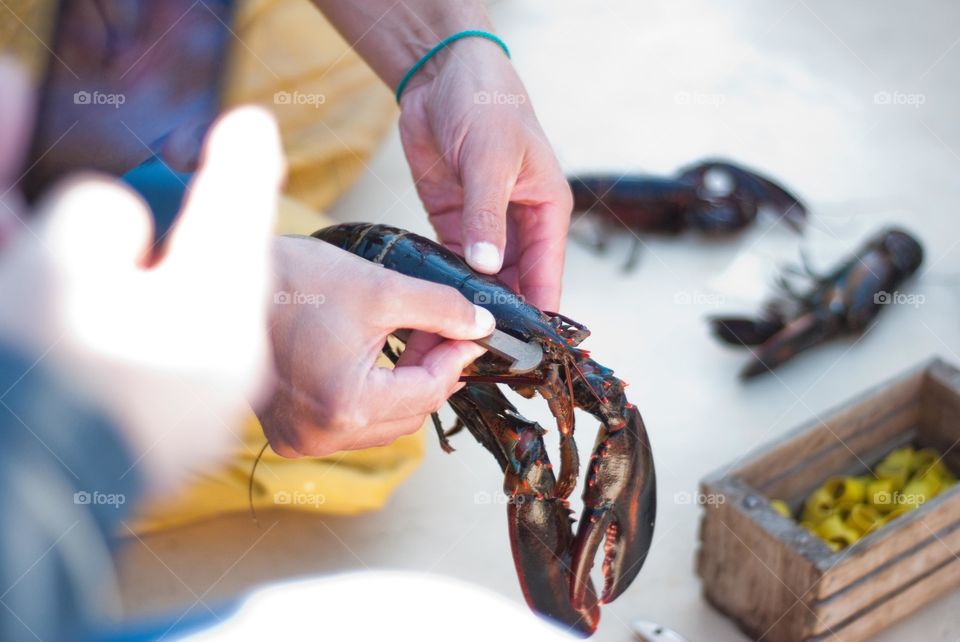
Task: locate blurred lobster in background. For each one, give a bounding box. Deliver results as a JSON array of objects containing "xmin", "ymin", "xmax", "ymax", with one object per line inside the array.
[
  {"xmin": 568, "ymin": 159, "xmax": 807, "ymax": 270},
  {"xmin": 710, "ymin": 227, "xmax": 924, "ymax": 379},
  {"xmin": 313, "ymin": 223, "xmax": 656, "ymax": 636}
]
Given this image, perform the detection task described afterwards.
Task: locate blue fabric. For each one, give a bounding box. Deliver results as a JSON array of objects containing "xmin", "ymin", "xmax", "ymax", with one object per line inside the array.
[
  {"xmin": 122, "ymin": 158, "xmax": 194, "ymax": 240},
  {"xmin": 90, "ymin": 601, "xmax": 240, "ymax": 642},
  {"xmin": 0, "ymin": 345, "xmax": 143, "ymax": 641}
]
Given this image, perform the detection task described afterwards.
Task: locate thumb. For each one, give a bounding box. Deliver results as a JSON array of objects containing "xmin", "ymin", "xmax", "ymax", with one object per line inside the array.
[
  {"xmin": 165, "ymin": 106, "xmax": 283, "ymax": 268},
  {"xmin": 459, "ymin": 140, "xmax": 517, "ymax": 274},
  {"xmin": 41, "ymin": 177, "xmax": 155, "ymax": 275},
  {"xmin": 378, "ymin": 273, "xmax": 496, "ymax": 340}
]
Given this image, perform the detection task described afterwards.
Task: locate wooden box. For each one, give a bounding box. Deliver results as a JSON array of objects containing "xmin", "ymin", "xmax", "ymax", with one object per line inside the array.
[{"xmin": 696, "ymin": 358, "xmax": 960, "ymax": 641}]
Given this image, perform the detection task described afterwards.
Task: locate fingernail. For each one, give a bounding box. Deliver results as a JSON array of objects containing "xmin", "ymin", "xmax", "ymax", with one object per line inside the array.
[
  {"xmin": 473, "ymin": 305, "xmax": 496, "ymax": 334},
  {"xmin": 466, "ymin": 241, "xmax": 501, "ymax": 273}
]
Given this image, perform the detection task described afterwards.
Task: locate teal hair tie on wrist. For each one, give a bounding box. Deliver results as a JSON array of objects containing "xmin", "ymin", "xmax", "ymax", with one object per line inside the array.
[{"xmin": 395, "ymin": 29, "xmax": 511, "ymax": 103}]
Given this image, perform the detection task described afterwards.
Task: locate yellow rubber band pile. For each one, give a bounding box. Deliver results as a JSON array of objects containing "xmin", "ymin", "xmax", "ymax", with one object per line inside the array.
[{"xmin": 770, "ymin": 446, "xmax": 957, "ymax": 551}]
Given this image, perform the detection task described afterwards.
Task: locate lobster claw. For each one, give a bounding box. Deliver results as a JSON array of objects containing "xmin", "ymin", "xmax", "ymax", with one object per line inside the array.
[
  {"xmin": 710, "ymin": 315, "xmax": 786, "ymax": 346},
  {"xmin": 570, "ymin": 407, "xmax": 656, "ymax": 610},
  {"xmin": 679, "ymin": 159, "xmax": 807, "ymax": 232},
  {"xmin": 737, "ymin": 308, "xmax": 841, "ymax": 379},
  {"xmin": 510, "ymin": 497, "xmax": 600, "ymax": 636}
]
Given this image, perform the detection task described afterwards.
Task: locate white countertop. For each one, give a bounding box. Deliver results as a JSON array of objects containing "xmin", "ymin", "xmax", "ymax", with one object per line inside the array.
[{"xmin": 326, "ymin": 2, "xmax": 960, "ymax": 639}]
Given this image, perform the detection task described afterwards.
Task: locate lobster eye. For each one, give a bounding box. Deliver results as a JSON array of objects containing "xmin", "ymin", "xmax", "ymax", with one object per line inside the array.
[{"xmin": 703, "ymin": 167, "xmax": 735, "ymax": 197}]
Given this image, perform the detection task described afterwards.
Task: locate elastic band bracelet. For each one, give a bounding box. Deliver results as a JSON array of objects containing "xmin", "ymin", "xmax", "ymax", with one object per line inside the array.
[{"xmin": 395, "ymin": 29, "xmax": 511, "ymax": 103}]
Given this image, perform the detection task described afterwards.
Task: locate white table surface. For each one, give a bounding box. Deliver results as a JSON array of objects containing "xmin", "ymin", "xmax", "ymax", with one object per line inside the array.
[
  {"xmin": 119, "ymin": 2, "xmax": 960, "ymax": 640},
  {"xmin": 327, "ymin": 2, "xmax": 960, "ymax": 639}
]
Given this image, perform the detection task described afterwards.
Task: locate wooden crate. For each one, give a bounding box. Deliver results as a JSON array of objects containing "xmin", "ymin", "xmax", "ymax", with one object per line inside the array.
[{"xmin": 696, "ymin": 358, "xmax": 960, "ymax": 641}]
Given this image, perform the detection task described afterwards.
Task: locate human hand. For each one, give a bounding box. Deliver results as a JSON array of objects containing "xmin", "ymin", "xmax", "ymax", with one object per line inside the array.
[
  {"xmin": 0, "ymin": 56, "xmax": 282, "ymax": 491},
  {"xmin": 259, "ymin": 236, "xmax": 495, "ymax": 457},
  {"xmin": 397, "ymin": 38, "xmax": 572, "ymax": 311}
]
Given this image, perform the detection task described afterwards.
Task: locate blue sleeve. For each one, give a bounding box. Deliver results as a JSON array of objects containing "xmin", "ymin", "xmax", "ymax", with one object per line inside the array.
[{"xmin": 0, "ymin": 345, "xmax": 143, "ymax": 642}]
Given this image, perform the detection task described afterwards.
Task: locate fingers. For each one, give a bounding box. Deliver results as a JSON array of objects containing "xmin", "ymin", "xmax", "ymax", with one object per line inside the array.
[
  {"xmin": 393, "ymin": 329, "xmax": 444, "ymax": 366},
  {"xmin": 0, "ymin": 56, "xmax": 32, "ymax": 188},
  {"xmin": 265, "ymin": 338, "xmax": 482, "ymax": 458},
  {"xmin": 41, "ymin": 176, "xmax": 155, "ymax": 274},
  {"xmin": 459, "ymin": 138, "xmax": 518, "ymax": 275},
  {"xmin": 516, "ymin": 197, "xmax": 571, "ymax": 312},
  {"xmin": 378, "ymin": 274, "xmax": 496, "ymax": 340},
  {"xmin": 366, "ymin": 338, "xmax": 484, "ymax": 424},
  {"xmin": 259, "ymin": 387, "xmax": 309, "ymax": 459},
  {"xmin": 166, "ymin": 107, "xmax": 283, "ymax": 272},
  {"xmin": 270, "ymin": 413, "xmax": 427, "ymax": 458}
]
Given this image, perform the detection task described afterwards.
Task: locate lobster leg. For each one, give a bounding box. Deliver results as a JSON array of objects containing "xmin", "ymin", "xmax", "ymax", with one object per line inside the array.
[
  {"xmin": 429, "ymin": 412, "xmax": 455, "ymax": 453},
  {"xmin": 623, "ymin": 236, "xmax": 643, "ymax": 272},
  {"xmin": 461, "ymin": 368, "xmax": 583, "ymax": 502},
  {"xmin": 444, "ymin": 417, "xmax": 465, "ymax": 439}
]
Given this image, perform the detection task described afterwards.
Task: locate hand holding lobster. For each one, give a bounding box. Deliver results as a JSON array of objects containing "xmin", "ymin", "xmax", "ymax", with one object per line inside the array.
[{"xmin": 259, "ymin": 236, "xmax": 495, "ymax": 457}]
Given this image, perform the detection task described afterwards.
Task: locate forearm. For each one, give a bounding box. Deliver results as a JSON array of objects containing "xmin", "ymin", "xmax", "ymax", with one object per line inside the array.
[{"xmin": 310, "ymin": 0, "xmax": 495, "ymax": 89}]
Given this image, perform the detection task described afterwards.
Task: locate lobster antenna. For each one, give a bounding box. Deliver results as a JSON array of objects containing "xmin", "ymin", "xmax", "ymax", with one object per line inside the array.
[
  {"xmin": 561, "ymin": 358, "xmax": 577, "ymax": 419},
  {"xmin": 248, "ymin": 440, "xmax": 270, "ymax": 528},
  {"xmin": 567, "ymin": 354, "xmax": 606, "ymax": 408}
]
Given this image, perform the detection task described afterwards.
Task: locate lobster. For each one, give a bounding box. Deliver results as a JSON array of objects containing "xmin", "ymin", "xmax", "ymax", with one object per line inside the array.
[
  {"xmin": 312, "ymin": 223, "xmax": 656, "ymax": 636},
  {"xmin": 568, "ymin": 159, "xmax": 807, "ymax": 269},
  {"xmin": 710, "ymin": 227, "xmax": 924, "ymax": 379}
]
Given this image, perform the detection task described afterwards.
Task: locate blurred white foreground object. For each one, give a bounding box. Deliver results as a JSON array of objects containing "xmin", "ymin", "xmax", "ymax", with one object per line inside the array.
[
  {"xmin": 0, "ymin": 106, "xmax": 283, "ymax": 492},
  {"xmin": 184, "ymin": 571, "xmax": 577, "ymax": 641}
]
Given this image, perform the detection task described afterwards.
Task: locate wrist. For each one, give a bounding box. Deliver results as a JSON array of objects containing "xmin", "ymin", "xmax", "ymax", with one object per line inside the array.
[
  {"xmin": 398, "ymin": 34, "xmax": 513, "ymax": 103},
  {"xmin": 315, "ymin": 1, "xmax": 495, "ymax": 90}
]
